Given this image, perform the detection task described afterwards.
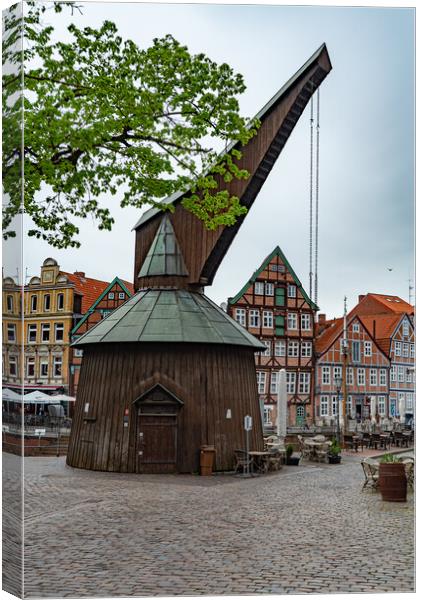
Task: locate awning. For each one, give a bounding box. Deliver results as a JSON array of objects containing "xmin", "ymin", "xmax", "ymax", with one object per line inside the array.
[
  {"xmin": 23, "ymin": 391, "xmax": 61, "ymax": 405},
  {"xmin": 2, "ymin": 388, "xmax": 21, "ymax": 401}
]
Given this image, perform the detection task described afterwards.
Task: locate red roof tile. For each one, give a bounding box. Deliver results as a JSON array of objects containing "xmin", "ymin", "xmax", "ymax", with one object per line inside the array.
[
  {"xmin": 350, "ymin": 293, "xmax": 414, "ymax": 317},
  {"xmin": 315, "ymin": 318, "xmax": 343, "ymax": 354},
  {"xmin": 62, "ymin": 272, "xmax": 135, "ymax": 314}
]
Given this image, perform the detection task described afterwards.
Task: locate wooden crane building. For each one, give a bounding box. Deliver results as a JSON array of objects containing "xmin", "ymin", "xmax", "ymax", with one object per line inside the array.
[{"xmin": 66, "ymin": 44, "xmax": 332, "ymax": 473}]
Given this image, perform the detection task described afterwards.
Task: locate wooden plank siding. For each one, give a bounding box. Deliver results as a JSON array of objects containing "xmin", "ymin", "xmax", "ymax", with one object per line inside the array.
[{"xmin": 67, "ymin": 343, "xmax": 263, "ymax": 473}]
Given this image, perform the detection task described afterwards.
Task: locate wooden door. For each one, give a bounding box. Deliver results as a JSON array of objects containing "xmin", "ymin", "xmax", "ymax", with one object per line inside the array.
[{"xmin": 137, "ymin": 414, "xmax": 178, "ymax": 474}]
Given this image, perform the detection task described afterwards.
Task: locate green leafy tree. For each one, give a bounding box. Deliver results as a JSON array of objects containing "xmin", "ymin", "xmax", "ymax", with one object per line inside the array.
[{"xmin": 2, "ymin": 1, "xmax": 258, "ymax": 248}]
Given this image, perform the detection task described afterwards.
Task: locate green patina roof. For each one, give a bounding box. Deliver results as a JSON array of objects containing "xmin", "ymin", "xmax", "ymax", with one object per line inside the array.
[
  {"xmin": 228, "ymin": 246, "xmax": 318, "ymax": 310},
  {"xmin": 73, "ymin": 289, "xmax": 265, "ymax": 349},
  {"xmin": 138, "ymin": 215, "xmax": 188, "ymax": 278}
]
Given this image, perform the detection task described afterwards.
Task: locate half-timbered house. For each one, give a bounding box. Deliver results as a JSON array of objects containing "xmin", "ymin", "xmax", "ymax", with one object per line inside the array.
[
  {"xmin": 69, "ymin": 277, "xmax": 134, "ymax": 396},
  {"xmin": 315, "ymin": 314, "xmax": 390, "ymax": 425},
  {"xmin": 228, "ymin": 246, "xmax": 317, "ymax": 428}
]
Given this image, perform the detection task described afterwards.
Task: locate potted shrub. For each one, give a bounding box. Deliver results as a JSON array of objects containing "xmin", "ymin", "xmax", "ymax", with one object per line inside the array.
[
  {"xmin": 378, "ymin": 454, "xmax": 407, "ymax": 502},
  {"xmin": 286, "ymin": 444, "xmax": 300, "ymax": 466},
  {"xmin": 328, "ymin": 438, "xmax": 342, "ymax": 464}
]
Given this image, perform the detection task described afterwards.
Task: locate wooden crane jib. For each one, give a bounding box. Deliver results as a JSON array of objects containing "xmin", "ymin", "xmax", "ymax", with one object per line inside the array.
[{"xmin": 133, "ymin": 44, "xmax": 332, "ymax": 292}]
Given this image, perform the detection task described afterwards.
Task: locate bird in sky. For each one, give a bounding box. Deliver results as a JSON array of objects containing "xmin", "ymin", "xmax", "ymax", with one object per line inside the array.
[{"xmin": 387, "ymin": 268, "xmax": 393, "ymax": 271}]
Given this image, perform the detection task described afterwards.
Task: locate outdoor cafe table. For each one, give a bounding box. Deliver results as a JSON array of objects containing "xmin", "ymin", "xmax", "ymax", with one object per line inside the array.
[
  {"xmin": 248, "ymin": 451, "xmax": 272, "ymax": 474},
  {"xmin": 303, "ymin": 440, "xmax": 326, "ymax": 461}
]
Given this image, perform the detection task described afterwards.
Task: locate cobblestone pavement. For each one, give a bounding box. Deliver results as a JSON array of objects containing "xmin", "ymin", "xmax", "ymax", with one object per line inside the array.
[{"xmin": 3, "ymin": 451, "xmax": 415, "ymax": 597}]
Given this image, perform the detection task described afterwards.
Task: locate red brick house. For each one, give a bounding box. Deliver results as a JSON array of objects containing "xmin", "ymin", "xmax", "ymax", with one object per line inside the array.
[
  {"xmin": 69, "ymin": 276, "xmax": 134, "ymax": 396},
  {"xmin": 347, "ymin": 294, "xmax": 415, "ymax": 422},
  {"xmin": 227, "ymin": 246, "xmax": 317, "ymax": 428},
  {"xmin": 315, "ymin": 314, "xmax": 390, "ymax": 425}
]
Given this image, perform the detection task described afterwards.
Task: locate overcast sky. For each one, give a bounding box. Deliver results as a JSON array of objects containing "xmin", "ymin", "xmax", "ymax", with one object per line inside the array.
[{"xmin": 3, "ymin": 0, "xmax": 415, "ymax": 318}]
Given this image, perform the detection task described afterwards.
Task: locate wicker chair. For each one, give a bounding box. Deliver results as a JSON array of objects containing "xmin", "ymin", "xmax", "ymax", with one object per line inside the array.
[
  {"xmin": 361, "ymin": 459, "xmax": 379, "ymax": 490},
  {"xmin": 234, "ymin": 450, "xmax": 253, "ymax": 474}
]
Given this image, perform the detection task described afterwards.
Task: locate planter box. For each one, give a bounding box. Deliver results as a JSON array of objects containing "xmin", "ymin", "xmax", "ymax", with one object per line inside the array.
[
  {"xmin": 379, "ymin": 462, "xmax": 407, "ymax": 502},
  {"xmin": 328, "ymin": 454, "xmax": 341, "ymax": 464}
]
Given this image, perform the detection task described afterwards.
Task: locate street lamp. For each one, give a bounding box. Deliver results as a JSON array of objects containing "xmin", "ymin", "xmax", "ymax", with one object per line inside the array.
[{"xmin": 334, "ymin": 375, "xmax": 343, "ymax": 444}]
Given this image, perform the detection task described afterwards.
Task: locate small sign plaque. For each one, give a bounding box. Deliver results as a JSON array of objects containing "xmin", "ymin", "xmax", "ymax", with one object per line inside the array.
[
  {"xmin": 35, "ymin": 428, "xmax": 46, "ymax": 436},
  {"xmin": 84, "ymin": 402, "xmax": 90, "ymax": 413},
  {"xmin": 244, "ymin": 415, "xmax": 252, "ymax": 431}
]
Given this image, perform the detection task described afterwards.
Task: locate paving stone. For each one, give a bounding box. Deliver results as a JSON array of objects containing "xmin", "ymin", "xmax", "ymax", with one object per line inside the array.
[{"xmin": 2, "ymin": 452, "xmax": 414, "ymax": 597}]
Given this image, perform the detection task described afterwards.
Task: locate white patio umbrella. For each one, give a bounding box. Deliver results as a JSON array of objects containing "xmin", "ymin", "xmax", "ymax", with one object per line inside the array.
[
  {"xmin": 23, "ymin": 391, "xmax": 60, "ymax": 404},
  {"xmin": 2, "ymin": 388, "xmax": 21, "ymax": 401},
  {"xmin": 277, "ymin": 369, "xmax": 287, "ymax": 444},
  {"xmin": 399, "ymin": 397, "xmax": 406, "ymax": 424},
  {"xmin": 370, "ymin": 396, "xmax": 377, "ymax": 424}
]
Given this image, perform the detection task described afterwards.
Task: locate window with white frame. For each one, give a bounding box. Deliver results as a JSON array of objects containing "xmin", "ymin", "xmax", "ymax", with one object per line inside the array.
[
  {"xmin": 257, "ymin": 371, "xmax": 266, "ymax": 394},
  {"xmin": 347, "ymin": 395, "xmax": 353, "ymax": 416},
  {"xmin": 288, "ymin": 341, "xmax": 299, "ymax": 357},
  {"xmin": 410, "ymin": 343, "xmax": 415, "ymax": 358},
  {"xmin": 364, "ymin": 341, "xmax": 372, "ymax": 357},
  {"xmin": 274, "ymin": 341, "xmax": 286, "ymax": 357},
  {"xmin": 321, "ymin": 366, "xmax": 330, "ymax": 385},
  {"xmin": 406, "ymin": 368, "xmax": 412, "ymax": 383},
  {"xmin": 352, "ymin": 323, "xmax": 360, "ymax": 333},
  {"xmin": 263, "ymin": 406, "xmax": 273, "ymax": 426},
  {"xmin": 44, "ymin": 294, "xmax": 51, "ymax": 311},
  {"xmin": 398, "ymin": 392, "xmax": 405, "ymax": 414},
  {"xmin": 40, "ymin": 358, "xmax": 49, "ymax": 378},
  {"xmin": 74, "ymin": 348, "xmax": 84, "ymax": 358},
  {"xmin": 379, "ymin": 369, "xmax": 387, "ymax": 386},
  {"xmin": 57, "ymin": 293, "xmax": 64, "ymax": 311},
  {"xmin": 378, "ymin": 396, "xmax": 386, "ymax": 416},
  {"xmin": 118, "ymin": 292, "xmax": 125, "ymax": 300},
  {"xmin": 41, "ymin": 323, "xmax": 50, "ymax": 342},
  {"xmin": 390, "ymin": 365, "xmax": 397, "ymax": 382},
  {"xmin": 398, "ymin": 366, "xmax": 404, "ymax": 382},
  {"xmin": 370, "ymin": 369, "xmax": 377, "ymax": 386},
  {"xmin": 261, "ymin": 340, "xmax": 271, "ymax": 356},
  {"xmin": 9, "ymin": 356, "xmax": 17, "ymax": 376},
  {"xmin": 352, "ymin": 341, "xmax": 361, "ymax": 363},
  {"xmin": 249, "ymin": 310, "xmax": 260, "ymax": 328},
  {"xmin": 263, "ymin": 311, "xmax": 273, "ymax": 328},
  {"xmin": 394, "ymin": 341, "xmax": 402, "ymax": 356},
  {"xmin": 254, "ymin": 282, "xmax": 264, "ymax": 295},
  {"xmin": 333, "ymin": 365, "xmax": 342, "ymax": 382},
  {"xmin": 108, "ymin": 292, "xmax": 115, "ymax": 300},
  {"xmin": 301, "ymin": 313, "xmax": 311, "ymax": 331},
  {"xmin": 357, "ymin": 368, "xmax": 365, "ymax": 386},
  {"xmin": 235, "ymin": 308, "xmax": 246, "ymax": 326},
  {"xmin": 287, "ymin": 313, "xmax": 297, "ymax": 330},
  {"xmin": 301, "ymin": 341, "xmax": 312, "ymax": 357},
  {"xmin": 287, "ymin": 284, "xmax": 296, "ymax": 298},
  {"xmin": 265, "ymin": 282, "xmax": 274, "ymax": 296},
  {"xmin": 298, "ymin": 372, "xmax": 310, "ymax": 394},
  {"xmin": 7, "ymin": 324, "xmax": 16, "ymax": 342},
  {"xmin": 55, "ymin": 323, "xmax": 64, "ymax": 342},
  {"xmin": 402, "ymin": 320, "xmax": 409, "ymax": 337},
  {"xmin": 406, "ymin": 393, "xmax": 413, "ymax": 410},
  {"xmin": 346, "ymin": 367, "xmax": 354, "ymax": 386},
  {"xmin": 27, "ymin": 324, "xmax": 37, "ymax": 343},
  {"xmin": 53, "ymin": 356, "xmax": 62, "ymax": 377},
  {"xmin": 402, "ymin": 343, "xmax": 409, "ymax": 358},
  {"xmin": 270, "ymin": 371, "xmax": 279, "ymax": 394},
  {"xmin": 31, "ymin": 295, "xmax": 37, "ymax": 312},
  {"xmin": 286, "ymin": 372, "xmax": 296, "ymax": 394},
  {"xmin": 26, "ymin": 356, "xmax": 35, "ymax": 377},
  {"xmin": 320, "ymin": 395, "xmax": 329, "ymax": 417},
  {"xmin": 331, "ymin": 395, "xmax": 338, "ymax": 416}
]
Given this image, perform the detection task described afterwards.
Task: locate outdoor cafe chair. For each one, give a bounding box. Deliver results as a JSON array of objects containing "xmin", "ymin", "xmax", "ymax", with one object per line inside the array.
[
  {"xmin": 399, "ymin": 456, "xmax": 414, "ymax": 489},
  {"xmin": 315, "ymin": 442, "xmax": 330, "ymax": 463},
  {"xmin": 234, "ymin": 450, "xmax": 253, "ymax": 474},
  {"xmin": 361, "ymin": 459, "xmax": 379, "ymax": 490}
]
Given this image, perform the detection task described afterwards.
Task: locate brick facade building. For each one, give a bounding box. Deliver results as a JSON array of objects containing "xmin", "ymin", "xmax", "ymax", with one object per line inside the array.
[{"xmin": 228, "ymin": 246, "xmax": 317, "ymax": 428}]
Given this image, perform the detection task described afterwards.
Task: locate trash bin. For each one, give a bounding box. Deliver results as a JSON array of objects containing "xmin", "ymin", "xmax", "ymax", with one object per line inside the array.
[{"xmin": 200, "ymin": 445, "xmax": 216, "ymax": 476}]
